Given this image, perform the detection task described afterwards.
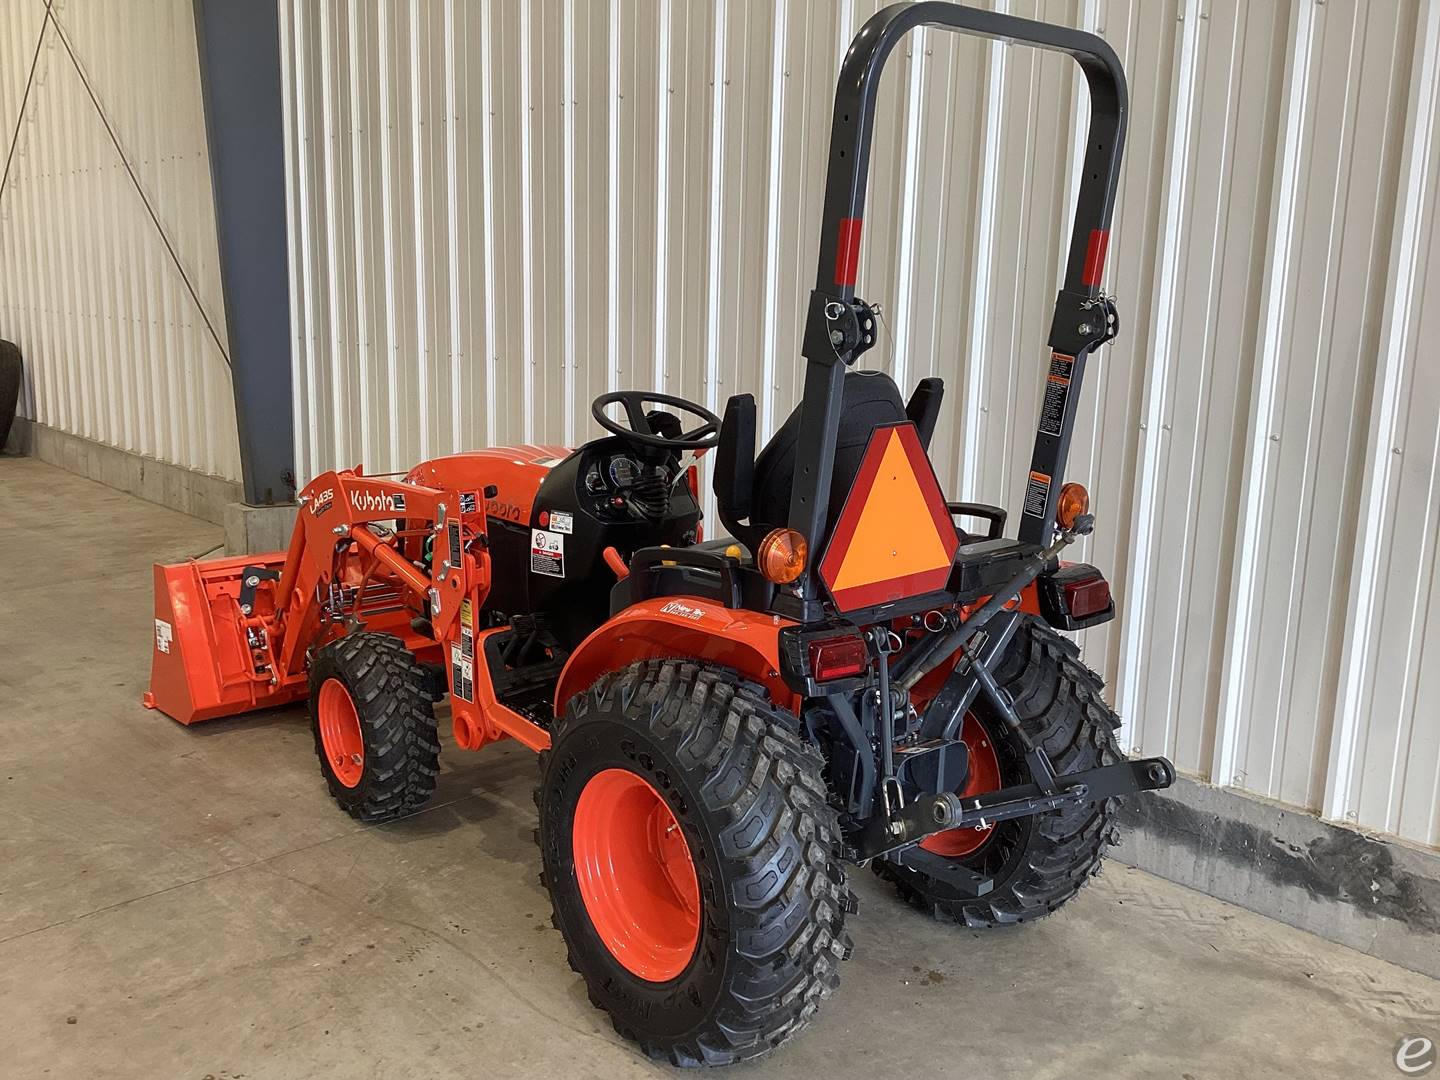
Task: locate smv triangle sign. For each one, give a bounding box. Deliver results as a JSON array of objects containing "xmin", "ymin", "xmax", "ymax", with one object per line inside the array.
[{"xmin": 819, "ymin": 422, "xmax": 959, "ymax": 611}]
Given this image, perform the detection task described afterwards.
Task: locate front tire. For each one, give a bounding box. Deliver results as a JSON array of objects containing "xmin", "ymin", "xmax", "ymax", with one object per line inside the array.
[
  {"xmin": 537, "ymin": 659, "xmax": 854, "ymax": 1067},
  {"xmin": 308, "ymin": 632, "xmax": 441, "ymax": 822},
  {"xmin": 875, "ymin": 618, "xmax": 1123, "ymax": 926}
]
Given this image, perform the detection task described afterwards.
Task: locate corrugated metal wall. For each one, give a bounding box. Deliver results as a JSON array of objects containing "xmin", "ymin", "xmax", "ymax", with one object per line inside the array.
[
  {"xmin": 0, "ymin": 0, "xmax": 239, "ymax": 482},
  {"xmin": 0, "ymin": 0, "xmax": 1429, "ymax": 851},
  {"xmin": 278, "ymin": 0, "xmax": 1440, "ymax": 850}
]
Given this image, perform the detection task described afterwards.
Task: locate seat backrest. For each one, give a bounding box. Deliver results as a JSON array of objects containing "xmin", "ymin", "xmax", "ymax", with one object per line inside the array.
[
  {"xmin": 750, "ymin": 370, "xmax": 910, "ymax": 537},
  {"xmin": 713, "ymin": 393, "xmax": 760, "ymax": 548}
]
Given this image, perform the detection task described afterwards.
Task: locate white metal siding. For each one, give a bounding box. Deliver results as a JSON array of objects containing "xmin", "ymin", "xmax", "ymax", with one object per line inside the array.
[
  {"xmin": 3, "ymin": 0, "xmax": 1432, "ymax": 850},
  {"xmin": 0, "ymin": 0, "xmax": 239, "ymax": 482}
]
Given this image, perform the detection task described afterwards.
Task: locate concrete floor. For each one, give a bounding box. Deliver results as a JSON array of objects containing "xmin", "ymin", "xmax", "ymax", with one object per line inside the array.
[{"xmin": 2, "ymin": 455, "xmax": 1437, "ymax": 1080}]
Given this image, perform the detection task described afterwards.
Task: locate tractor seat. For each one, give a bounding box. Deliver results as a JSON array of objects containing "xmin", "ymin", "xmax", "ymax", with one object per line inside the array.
[{"xmin": 713, "ymin": 370, "xmax": 944, "ymax": 550}]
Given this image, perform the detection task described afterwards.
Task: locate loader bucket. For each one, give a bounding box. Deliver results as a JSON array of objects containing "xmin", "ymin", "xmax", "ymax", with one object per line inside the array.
[{"xmin": 143, "ymin": 552, "xmax": 305, "ymax": 724}]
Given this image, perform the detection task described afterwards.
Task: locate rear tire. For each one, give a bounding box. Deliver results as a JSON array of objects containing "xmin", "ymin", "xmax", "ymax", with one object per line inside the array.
[
  {"xmin": 874, "ymin": 618, "xmax": 1123, "ymax": 926},
  {"xmin": 308, "ymin": 632, "xmax": 441, "ymax": 822},
  {"xmin": 536, "ymin": 659, "xmax": 854, "ymax": 1067}
]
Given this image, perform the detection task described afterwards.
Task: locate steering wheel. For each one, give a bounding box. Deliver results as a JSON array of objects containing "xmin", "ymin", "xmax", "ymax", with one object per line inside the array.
[{"xmin": 591, "ymin": 390, "xmax": 722, "ymax": 451}]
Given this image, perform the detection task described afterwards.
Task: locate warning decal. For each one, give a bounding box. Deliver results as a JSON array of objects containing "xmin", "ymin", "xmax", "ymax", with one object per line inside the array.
[
  {"xmin": 548, "ymin": 510, "xmax": 574, "ymax": 535},
  {"xmin": 450, "ymin": 642, "xmax": 474, "ymax": 703},
  {"xmin": 1039, "ymin": 353, "xmax": 1073, "ymax": 438},
  {"xmin": 154, "ymin": 619, "xmax": 173, "ymax": 654},
  {"xmin": 457, "ymin": 599, "xmax": 475, "ymax": 696},
  {"xmin": 447, "ymin": 520, "xmax": 463, "ymax": 568},
  {"xmin": 1023, "ymin": 471, "xmax": 1052, "ymax": 518},
  {"xmin": 530, "ymin": 528, "xmax": 565, "ymax": 577},
  {"xmin": 459, "ymin": 491, "xmax": 477, "ymax": 514}
]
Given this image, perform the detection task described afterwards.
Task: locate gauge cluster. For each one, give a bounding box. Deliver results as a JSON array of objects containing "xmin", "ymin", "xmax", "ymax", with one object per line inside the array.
[{"xmin": 583, "ymin": 451, "xmax": 657, "ymax": 521}]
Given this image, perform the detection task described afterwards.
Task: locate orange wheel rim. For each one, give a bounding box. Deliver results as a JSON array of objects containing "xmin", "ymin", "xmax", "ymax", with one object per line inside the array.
[
  {"xmin": 572, "ymin": 768, "xmax": 701, "ymax": 982},
  {"xmin": 921, "ymin": 712, "xmax": 1002, "ymax": 858},
  {"xmin": 317, "ymin": 679, "xmax": 365, "ymax": 788}
]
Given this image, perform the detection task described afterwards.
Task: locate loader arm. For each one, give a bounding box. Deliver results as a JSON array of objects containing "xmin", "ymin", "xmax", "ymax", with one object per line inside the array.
[{"xmin": 147, "ymin": 468, "xmax": 547, "ymax": 756}]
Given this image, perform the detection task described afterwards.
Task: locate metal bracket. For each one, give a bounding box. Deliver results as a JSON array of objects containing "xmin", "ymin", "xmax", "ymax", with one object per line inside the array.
[
  {"xmin": 1048, "ymin": 288, "xmax": 1119, "ymax": 356},
  {"xmin": 237, "ymin": 565, "xmax": 281, "ymax": 616},
  {"xmin": 806, "ymin": 293, "xmax": 881, "ymax": 364},
  {"xmin": 889, "ymin": 844, "xmax": 995, "ymax": 897},
  {"xmin": 1081, "ymin": 292, "xmax": 1120, "ymax": 346}
]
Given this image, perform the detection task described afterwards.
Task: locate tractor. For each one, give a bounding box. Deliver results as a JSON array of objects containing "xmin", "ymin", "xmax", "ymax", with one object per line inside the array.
[{"xmin": 144, "ymin": 2, "xmax": 1173, "ymax": 1067}]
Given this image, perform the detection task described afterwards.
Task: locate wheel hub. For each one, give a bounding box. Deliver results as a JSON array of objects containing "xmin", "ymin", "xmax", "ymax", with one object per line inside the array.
[
  {"xmin": 571, "ymin": 768, "xmax": 700, "ymax": 982},
  {"xmin": 920, "ymin": 712, "xmax": 1000, "ymax": 858},
  {"xmin": 316, "ymin": 679, "xmax": 365, "ymax": 788}
]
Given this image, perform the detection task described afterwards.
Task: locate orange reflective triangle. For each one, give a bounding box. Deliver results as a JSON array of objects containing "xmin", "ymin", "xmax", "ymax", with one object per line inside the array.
[{"xmin": 819, "ymin": 423, "xmax": 959, "ymax": 611}]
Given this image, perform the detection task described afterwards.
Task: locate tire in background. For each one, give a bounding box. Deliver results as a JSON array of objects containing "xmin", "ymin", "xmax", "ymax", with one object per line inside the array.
[
  {"xmin": 308, "ymin": 631, "xmax": 441, "ymax": 822},
  {"xmin": 0, "ymin": 340, "xmax": 22, "ymax": 452},
  {"xmin": 537, "ymin": 659, "xmax": 855, "ymax": 1067},
  {"xmin": 875, "ymin": 617, "xmax": 1123, "ymax": 926}
]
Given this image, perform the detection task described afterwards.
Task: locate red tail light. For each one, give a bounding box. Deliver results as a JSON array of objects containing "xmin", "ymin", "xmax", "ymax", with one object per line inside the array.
[
  {"xmin": 1064, "ymin": 576, "xmax": 1112, "ymax": 620},
  {"xmin": 808, "ymin": 635, "xmax": 868, "ymax": 681}
]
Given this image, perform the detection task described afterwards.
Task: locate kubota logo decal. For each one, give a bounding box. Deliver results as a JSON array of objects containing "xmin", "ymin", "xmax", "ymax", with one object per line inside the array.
[
  {"xmin": 348, "ymin": 489, "xmax": 405, "ymax": 515},
  {"xmin": 486, "ymin": 498, "xmax": 525, "ymax": 521}
]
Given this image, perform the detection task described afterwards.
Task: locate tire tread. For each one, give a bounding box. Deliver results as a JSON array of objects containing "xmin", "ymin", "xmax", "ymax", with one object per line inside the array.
[
  {"xmin": 540, "ymin": 659, "xmax": 854, "ymax": 1067},
  {"xmin": 875, "ymin": 619, "xmax": 1122, "ymax": 926},
  {"xmin": 309, "ymin": 632, "xmax": 440, "ymax": 822}
]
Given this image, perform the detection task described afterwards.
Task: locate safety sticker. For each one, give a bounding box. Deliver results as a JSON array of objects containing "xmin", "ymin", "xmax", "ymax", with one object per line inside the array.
[
  {"xmin": 1023, "ymin": 471, "xmax": 1051, "ymax": 518},
  {"xmin": 548, "ymin": 510, "xmax": 574, "ymax": 535},
  {"xmin": 391, "ymin": 492, "xmax": 406, "ymax": 513},
  {"xmin": 154, "ymin": 618, "xmax": 173, "ymax": 654},
  {"xmin": 450, "ymin": 642, "xmax": 474, "ymax": 702},
  {"xmin": 530, "ymin": 528, "xmax": 565, "ymax": 577},
  {"xmin": 457, "ymin": 599, "xmax": 475, "ymax": 696},
  {"xmin": 1039, "ymin": 353, "xmax": 1074, "ymax": 438},
  {"xmin": 447, "ymin": 520, "xmax": 463, "ymax": 568},
  {"xmin": 459, "ymin": 491, "xmax": 477, "ymax": 514}
]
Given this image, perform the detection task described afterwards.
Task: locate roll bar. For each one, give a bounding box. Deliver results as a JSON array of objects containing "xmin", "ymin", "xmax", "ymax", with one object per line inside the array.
[{"xmin": 787, "ymin": 2, "xmax": 1129, "ymax": 607}]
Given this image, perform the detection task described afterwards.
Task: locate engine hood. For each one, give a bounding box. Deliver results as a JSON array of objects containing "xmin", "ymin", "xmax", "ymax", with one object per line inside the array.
[{"xmin": 405, "ymin": 444, "xmax": 572, "ymax": 525}]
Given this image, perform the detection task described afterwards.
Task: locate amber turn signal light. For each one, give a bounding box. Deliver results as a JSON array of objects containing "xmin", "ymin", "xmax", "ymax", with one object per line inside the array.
[
  {"xmin": 1056, "ymin": 482, "xmax": 1090, "ymax": 530},
  {"xmin": 757, "ymin": 528, "xmax": 808, "ymax": 584}
]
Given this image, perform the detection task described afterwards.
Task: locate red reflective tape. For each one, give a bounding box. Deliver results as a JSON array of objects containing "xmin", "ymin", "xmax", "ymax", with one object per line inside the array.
[
  {"xmin": 1081, "ymin": 228, "xmax": 1110, "ymax": 287},
  {"xmin": 834, "ymin": 217, "xmax": 863, "ymax": 286}
]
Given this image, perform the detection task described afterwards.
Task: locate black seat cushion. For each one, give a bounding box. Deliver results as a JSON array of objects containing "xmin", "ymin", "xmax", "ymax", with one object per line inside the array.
[{"xmin": 751, "ymin": 370, "xmax": 909, "ymax": 534}]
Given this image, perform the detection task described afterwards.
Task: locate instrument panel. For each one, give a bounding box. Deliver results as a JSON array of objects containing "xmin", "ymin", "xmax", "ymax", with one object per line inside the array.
[{"xmin": 583, "ymin": 451, "xmax": 645, "ymax": 519}]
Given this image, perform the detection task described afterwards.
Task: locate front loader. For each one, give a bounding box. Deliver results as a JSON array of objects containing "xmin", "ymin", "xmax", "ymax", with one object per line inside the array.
[{"xmin": 144, "ymin": 2, "xmax": 1173, "ymax": 1066}]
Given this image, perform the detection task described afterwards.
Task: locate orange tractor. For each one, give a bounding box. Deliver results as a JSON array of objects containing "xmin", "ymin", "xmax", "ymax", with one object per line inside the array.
[{"xmin": 145, "ymin": 3, "xmax": 1172, "ymax": 1066}]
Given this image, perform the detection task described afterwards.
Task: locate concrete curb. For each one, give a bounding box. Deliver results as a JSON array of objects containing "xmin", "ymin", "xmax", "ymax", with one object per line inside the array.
[
  {"xmin": 6, "ymin": 417, "xmax": 241, "ymax": 526},
  {"xmin": 1113, "ymin": 775, "xmax": 1440, "ymax": 980},
  {"xmin": 224, "ymin": 501, "xmax": 300, "ymax": 555}
]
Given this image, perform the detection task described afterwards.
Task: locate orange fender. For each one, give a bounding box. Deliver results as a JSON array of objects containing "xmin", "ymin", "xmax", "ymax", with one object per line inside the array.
[{"xmin": 554, "ymin": 598, "xmax": 798, "ymax": 717}]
